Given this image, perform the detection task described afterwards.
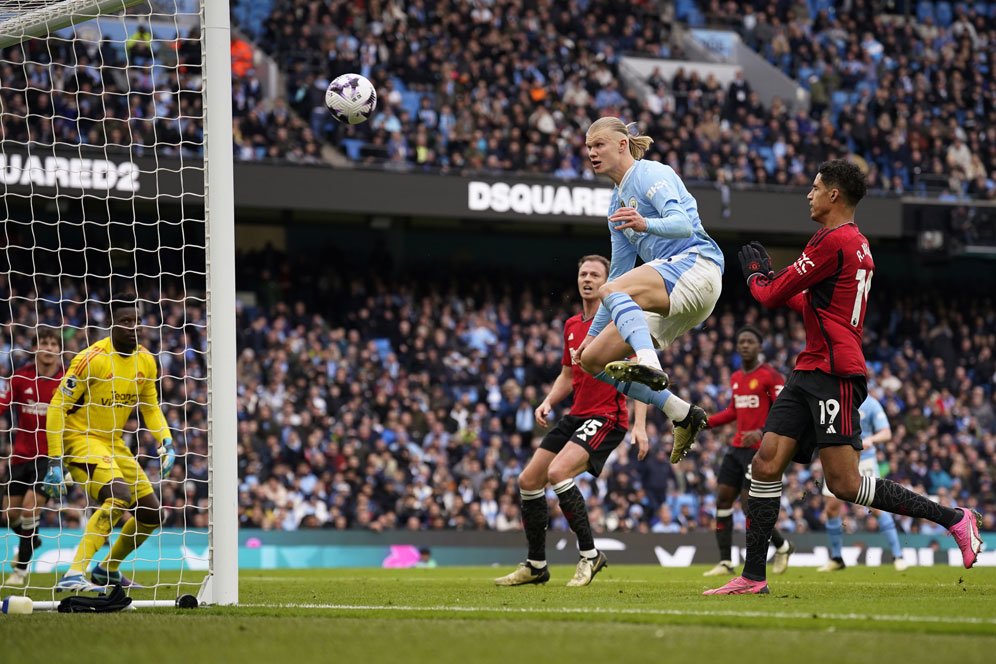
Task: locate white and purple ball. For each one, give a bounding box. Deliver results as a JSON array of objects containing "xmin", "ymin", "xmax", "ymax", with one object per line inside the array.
[{"xmin": 324, "ymin": 74, "xmax": 377, "ymax": 125}]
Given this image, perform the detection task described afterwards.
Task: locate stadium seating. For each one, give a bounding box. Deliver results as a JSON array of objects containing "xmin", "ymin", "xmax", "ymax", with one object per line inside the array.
[{"xmin": 237, "ymin": 0, "xmax": 994, "ymax": 200}]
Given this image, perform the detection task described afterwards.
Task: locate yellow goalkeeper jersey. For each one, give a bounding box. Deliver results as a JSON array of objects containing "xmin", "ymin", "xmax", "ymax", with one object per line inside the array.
[{"xmin": 47, "ymin": 336, "xmax": 170, "ymax": 460}]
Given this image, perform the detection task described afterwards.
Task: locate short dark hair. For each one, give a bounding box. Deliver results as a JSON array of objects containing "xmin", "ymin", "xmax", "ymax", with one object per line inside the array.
[
  {"xmin": 109, "ymin": 295, "xmax": 140, "ymax": 318},
  {"xmin": 578, "ymin": 254, "xmax": 610, "ymax": 272},
  {"xmin": 35, "ymin": 326, "xmax": 61, "ymax": 346},
  {"xmin": 736, "ymin": 325, "xmax": 763, "ymax": 344},
  {"xmin": 818, "ymin": 159, "xmax": 867, "ymax": 207}
]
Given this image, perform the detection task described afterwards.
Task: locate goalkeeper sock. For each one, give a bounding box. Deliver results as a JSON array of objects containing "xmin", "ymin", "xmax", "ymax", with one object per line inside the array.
[
  {"xmin": 70, "ymin": 497, "xmax": 129, "ymax": 575},
  {"xmin": 715, "ymin": 508, "xmax": 734, "ymax": 562},
  {"xmin": 553, "ymin": 479, "xmax": 595, "ymax": 554},
  {"xmin": 105, "ymin": 515, "xmax": 159, "ymax": 572},
  {"xmin": 602, "ymin": 292, "xmax": 659, "ymax": 365}
]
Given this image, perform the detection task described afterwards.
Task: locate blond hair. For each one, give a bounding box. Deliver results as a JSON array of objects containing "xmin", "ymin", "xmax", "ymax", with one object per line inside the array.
[{"xmin": 586, "ymin": 117, "xmax": 653, "ymax": 160}]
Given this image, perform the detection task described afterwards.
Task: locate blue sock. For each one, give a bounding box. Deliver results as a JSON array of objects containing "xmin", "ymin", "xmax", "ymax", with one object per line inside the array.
[
  {"xmin": 603, "ymin": 292, "xmax": 654, "ymax": 354},
  {"xmin": 594, "ymin": 371, "xmax": 672, "ymax": 411},
  {"xmin": 878, "ymin": 510, "xmax": 902, "ymax": 558},
  {"xmin": 826, "ymin": 516, "xmax": 843, "ymax": 559}
]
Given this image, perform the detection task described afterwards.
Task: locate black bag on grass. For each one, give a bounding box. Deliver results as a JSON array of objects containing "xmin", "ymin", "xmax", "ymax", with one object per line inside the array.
[{"xmin": 58, "ymin": 583, "xmax": 132, "ymax": 613}]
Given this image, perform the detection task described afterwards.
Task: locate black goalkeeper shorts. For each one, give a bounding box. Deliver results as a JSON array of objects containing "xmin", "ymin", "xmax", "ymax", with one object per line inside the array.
[{"xmin": 763, "ymin": 369, "xmax": 867, "ymax": 465}]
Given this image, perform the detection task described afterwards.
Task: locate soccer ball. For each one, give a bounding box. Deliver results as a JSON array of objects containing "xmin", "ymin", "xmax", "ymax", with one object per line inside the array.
[{"xmin": 325, "ymin": 74, "xmax": 377, "ymax": 125}]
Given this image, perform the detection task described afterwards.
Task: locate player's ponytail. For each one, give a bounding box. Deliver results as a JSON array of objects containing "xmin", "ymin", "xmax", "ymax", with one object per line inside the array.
[
  {"xmin": 624, "ymin": 122, "xmax": 653, "ymax": 160},
  {"xmin": 586, "ymin": 117, "xmax": 653, "ymax": 160}
]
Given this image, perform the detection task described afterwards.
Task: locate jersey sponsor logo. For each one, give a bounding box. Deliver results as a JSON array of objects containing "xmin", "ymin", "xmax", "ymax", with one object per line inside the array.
[
  {"xmin": 61, "ymin": 374, "xmax": 78, "ymax": 396},
  {"xmin": 646, "ymin": 178, "xmax": 668, "ymax": 199},
  {"xmin": 794, "ymin": 252, "xmax": 815, "ymax": 275},
  {"xmin": 100, "ymin": 392, "xmax": 139, "ymax": 407},
  {"xmin": 734, "ymin": 394, "xmax": 760, "ymax": 409}
]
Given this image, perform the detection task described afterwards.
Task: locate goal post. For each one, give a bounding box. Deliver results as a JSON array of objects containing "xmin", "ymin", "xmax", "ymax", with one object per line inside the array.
[{"xmin": 0, "ymin": 0, "xmax": 237, "ymax": 608}]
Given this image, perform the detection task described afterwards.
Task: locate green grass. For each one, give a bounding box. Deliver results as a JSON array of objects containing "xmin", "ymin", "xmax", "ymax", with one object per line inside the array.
[{"xmin": 2, "ymin": 566, "xmax": 995, "ymax": 663}]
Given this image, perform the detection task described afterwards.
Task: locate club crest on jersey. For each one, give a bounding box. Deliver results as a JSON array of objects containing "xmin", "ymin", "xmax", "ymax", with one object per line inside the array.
[
  {"xmin": 628, "ymin": 196, "xmax": 637, "ymax": 208},
  {"xmin": 749, "ymin": 379, "xmax": 758, "ymax": 390}
]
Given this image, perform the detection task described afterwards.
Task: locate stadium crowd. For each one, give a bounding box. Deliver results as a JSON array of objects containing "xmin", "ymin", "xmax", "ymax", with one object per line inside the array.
[
  {"xmin": 698, "ymin": 0, "xmax": 996, "ymax": 199},
  {"xmin": 2, "ymin": 247, "xmax": 995, "ymax": 540},
  {"xmin": 249, "ymin": 0, "xmax": 996, "ymax": 199},
  {"xmin": 0, "ymin": 19, "xmax": 323, "ymax": 164},
  {"xmin": 222, "ymin": 249, "xmax": 995, "ymax": 538}
]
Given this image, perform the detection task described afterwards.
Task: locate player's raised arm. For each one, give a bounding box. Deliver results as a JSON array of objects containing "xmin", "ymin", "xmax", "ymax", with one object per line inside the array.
[
  {"xmin": 741, "ymin": 240, "xmax": 837, "ymax": 309},
  {"xmin": 641, "ymin": 165, "xmax": 693, "ymax": 239}
]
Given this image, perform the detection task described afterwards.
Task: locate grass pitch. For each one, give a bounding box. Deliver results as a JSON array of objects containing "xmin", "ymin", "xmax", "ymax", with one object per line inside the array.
[{"xmin": 2, "ymin": 565, "xmax": 994, "ymax": 663}]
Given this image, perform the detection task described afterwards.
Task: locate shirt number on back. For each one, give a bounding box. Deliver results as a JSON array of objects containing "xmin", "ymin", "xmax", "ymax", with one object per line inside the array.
[{"xmin": 851, "ymin": 268, "xmax": 873, "ymax": 327}]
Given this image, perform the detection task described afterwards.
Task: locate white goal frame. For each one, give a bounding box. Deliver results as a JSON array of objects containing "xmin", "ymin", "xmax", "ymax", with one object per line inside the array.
[{"xmin": 0, "ymin": 0, "xmax": 238, "ymax": 608}]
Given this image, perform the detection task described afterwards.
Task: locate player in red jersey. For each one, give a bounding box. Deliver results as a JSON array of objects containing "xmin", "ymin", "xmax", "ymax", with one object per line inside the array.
[
  {"xmin": 1, "ymin": 328, "xmax": 64, "ymax": 586},
  {"xmin": 495, "ymin": 255, "xmax": 648, "ymax": 587},
  {"xmin": 707, "ymin": 160, "xmax": 984, "ymax": 596},
  {"xmin": 702, "ymin": 326, "xmax": 793, "ymax": 577}
]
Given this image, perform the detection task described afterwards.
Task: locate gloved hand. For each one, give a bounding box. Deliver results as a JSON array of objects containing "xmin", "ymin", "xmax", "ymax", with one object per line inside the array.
[
  {"xmin": 158, "ymin": 438, "xmax": 176, "ymax": 477},
  {"xmin": 43, "ymin": 460, "xmax": 67, "ymax": 499},
  {"xmin": 738, "ymin": 241, "xmax": 774, "ymax": 281}
]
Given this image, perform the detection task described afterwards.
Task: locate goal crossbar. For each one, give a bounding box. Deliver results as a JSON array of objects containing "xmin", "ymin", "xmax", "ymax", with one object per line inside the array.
[{"xmin": 0, "ymin": 0, "xmax": 143, "ymax": 47}]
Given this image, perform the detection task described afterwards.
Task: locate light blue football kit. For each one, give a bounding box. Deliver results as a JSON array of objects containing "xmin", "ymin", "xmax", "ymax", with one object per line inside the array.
[{"xmin": 586, "ymin": 159, "xmax": 724, "ymax": 416}]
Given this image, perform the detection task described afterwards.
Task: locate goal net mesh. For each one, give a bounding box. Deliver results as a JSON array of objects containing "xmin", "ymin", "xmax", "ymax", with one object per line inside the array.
[{"xmin": 0, "ymin": 0, "xmax": 208, "ymax": 603}]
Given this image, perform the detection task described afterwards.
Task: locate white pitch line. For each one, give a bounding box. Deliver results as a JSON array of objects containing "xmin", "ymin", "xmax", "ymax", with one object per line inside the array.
[{"xmin": 240, "ymin": 603, "xmax": 996, "ymax": 626}]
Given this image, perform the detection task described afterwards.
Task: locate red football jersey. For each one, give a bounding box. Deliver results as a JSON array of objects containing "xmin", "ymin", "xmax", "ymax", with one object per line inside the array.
[
  {"xmin": 0, "ymin": 363, "xmax": 63, "ymax": 464},
  {"xmin": 748, "ymin": 223, "xmax": 873, "ymax": 376},
  {"xmin": 562, "ymin": 313, "xmax": 628, "ymax": 429},
  {"xmin": 707, "ymin": 363, "xmax": 784, "ymax": 449}
]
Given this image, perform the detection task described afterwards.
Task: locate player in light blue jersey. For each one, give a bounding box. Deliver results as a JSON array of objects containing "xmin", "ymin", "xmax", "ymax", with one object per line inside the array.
[
  {"xmin": 574, "ymin": 117, "xmax": 724, "ymax": 464},
  {"xmin": 818, "ymin": 388, "xmax": 908, "ymax": 571}
]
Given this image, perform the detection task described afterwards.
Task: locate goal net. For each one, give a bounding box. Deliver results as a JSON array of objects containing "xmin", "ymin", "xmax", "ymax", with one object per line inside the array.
[{"xmin": 0, "ymin": 0, "xmax": 236, "ymax": 608}]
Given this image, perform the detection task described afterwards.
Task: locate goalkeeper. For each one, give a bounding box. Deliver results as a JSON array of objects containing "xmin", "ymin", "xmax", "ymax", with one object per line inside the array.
[{"xmin": 44, "ymin": 297, "xmax": 176, "ymax": 591}]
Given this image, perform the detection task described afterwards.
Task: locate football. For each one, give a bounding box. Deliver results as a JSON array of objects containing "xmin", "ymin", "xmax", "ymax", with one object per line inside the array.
[{"xmin": 324, "ymin": 73, "xmax": 377, "ymax": 125}]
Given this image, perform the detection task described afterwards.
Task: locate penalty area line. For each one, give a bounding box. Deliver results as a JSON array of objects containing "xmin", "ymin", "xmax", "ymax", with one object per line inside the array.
[{"xmin": 241, "ymin": 603, "xmax": 996, "ymax": 626}]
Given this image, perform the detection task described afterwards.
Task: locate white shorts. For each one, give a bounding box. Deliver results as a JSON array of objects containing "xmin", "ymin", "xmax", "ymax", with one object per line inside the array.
[
  {"xmin": 822, "ymin": 456, "xmax": 878, "ymax": 498},
  {"xmin": 644, "ymin": 255, "xmax": 723, "ymax": 348}
]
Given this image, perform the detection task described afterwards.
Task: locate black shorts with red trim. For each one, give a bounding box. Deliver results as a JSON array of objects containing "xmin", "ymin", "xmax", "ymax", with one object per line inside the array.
[
  {"xmin": 763, "ymin": 369, "xmax": 867, "ymax": 465},
  {"xmin": 539, "ymin": 414, "xmax": 626, "ymax": 477},
  {"xmin": 2, "ymin": 458, "xmax": 48, "ymax": 499}
]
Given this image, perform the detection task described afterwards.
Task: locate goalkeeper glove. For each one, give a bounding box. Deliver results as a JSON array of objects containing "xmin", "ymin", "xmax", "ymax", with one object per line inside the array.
[
  {"xmin": 158, "ymin": 438, "xmax": 176, "ymax": 477},
  {"xmin": 738, "ymin": 241, "xmax": 774, "ymax": 282},
  {"xmin": 43, "ymin": 460, "xmax": 67, "ymax": 499}
]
